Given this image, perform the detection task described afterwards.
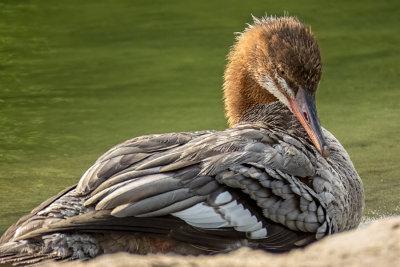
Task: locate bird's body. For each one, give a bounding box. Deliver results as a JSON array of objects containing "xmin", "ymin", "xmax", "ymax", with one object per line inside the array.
[{"xmin": 0, "ymin": 16, "xmax": 364, "ymax": 265}]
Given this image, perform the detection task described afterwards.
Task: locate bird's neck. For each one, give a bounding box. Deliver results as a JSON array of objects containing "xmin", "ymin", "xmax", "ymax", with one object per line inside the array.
[{"xmin": 223, "ymin": 41, "xmax": 277, "ymax": 127}]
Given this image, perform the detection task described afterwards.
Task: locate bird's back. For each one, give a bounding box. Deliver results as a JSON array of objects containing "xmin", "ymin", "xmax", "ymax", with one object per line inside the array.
[{"xmin": 0, "ymin": 102, "xmax": 364, "ymax": 265}]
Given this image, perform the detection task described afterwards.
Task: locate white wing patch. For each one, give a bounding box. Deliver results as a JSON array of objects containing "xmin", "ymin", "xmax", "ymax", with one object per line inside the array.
[{"xmin": 172, "ymin": 192, "xmax": 267, "ymax": 239}]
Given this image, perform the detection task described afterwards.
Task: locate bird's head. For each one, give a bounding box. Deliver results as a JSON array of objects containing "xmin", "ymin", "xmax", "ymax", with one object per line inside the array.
[{"xmin": 224, "ymin": 15, "xmax": 329, "ymax": 157}]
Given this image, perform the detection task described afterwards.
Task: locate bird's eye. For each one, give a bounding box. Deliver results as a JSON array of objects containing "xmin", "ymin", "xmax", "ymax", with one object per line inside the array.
[{"xmin": 277, "ymin": 66, "xmax": 285, "ymax": 76}]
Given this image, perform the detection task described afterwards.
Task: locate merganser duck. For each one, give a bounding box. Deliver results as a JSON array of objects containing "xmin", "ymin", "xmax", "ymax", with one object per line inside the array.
[{"xmin": 0, "ymin": 15, "xmax": 364, "ymax": 265}]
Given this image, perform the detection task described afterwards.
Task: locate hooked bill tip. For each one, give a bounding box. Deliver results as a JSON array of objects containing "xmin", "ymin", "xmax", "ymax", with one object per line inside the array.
[{"xmin": 322, "ymin": 145, "xmax": 330, "ymax": 158}]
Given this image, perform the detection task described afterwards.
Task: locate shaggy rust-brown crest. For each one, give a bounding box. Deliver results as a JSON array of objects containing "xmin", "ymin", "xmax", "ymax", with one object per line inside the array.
[{"xmin": 223, "ymin": 16, "xmax": 322, "ymax": 126}]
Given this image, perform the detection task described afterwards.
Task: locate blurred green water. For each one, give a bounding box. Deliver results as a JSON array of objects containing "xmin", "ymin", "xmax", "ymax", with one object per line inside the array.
[{"xmin": 0, "ymin": 0, "xmax": 399, "ymax": 234}]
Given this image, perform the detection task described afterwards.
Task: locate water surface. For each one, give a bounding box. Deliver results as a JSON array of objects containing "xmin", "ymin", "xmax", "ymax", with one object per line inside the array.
[{"xmin": 1, "ymin": 0, "xmax": 399, "ymax": 235}]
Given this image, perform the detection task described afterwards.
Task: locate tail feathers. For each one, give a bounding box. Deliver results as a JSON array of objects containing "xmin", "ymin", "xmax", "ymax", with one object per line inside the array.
[
  {"xmin": 1, "ymin": 232, "xmax": 101, "ymax": 266},
  {"xmin": 0, "ymin": 240, "xmax": 62, "ymax": 266},
  {"xmin": 0, "ymin": 252, "xmax": 61, "ymax": 266}
]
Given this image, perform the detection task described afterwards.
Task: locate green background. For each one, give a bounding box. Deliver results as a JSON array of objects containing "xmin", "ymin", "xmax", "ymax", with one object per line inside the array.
[{"xmin": 0, "ymin": 0, "xmax": 399, "ymax": 235}]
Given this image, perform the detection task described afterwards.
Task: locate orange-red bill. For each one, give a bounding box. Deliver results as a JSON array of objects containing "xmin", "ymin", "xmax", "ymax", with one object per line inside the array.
[{"xmin": 289, "ymin": 87, "xmax": 330, "ymax": 158}]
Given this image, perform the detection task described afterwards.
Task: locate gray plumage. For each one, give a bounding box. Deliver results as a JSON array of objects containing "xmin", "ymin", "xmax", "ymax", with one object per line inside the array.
[{"xmin": 0, "ymin": 102, "xmax": 364, "ymax": 265}]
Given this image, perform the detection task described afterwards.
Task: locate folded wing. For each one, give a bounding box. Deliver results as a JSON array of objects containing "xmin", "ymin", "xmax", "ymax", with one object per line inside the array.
[{"xmin": 5, "ymin": 125, "xmax": 335, "ymax": 254}]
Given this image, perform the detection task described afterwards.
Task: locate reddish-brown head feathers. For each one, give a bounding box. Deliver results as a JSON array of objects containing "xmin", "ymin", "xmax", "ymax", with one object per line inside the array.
[{"xmin": 223, "ymin": 16, "xmax": 322, "ymax": 126}]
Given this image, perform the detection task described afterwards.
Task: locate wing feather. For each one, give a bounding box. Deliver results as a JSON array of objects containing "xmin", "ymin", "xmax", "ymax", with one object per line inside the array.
[
  {"xmin": 3, "ymin": 124, "xmax": 337, "ymax": 255},
  {"xmin": 95, "ymin": 174, "xmax": 180, "ymax": 210},
  {"xmin": 78, "ymin": 125, "xmax": 332, "ymax": 245}
]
